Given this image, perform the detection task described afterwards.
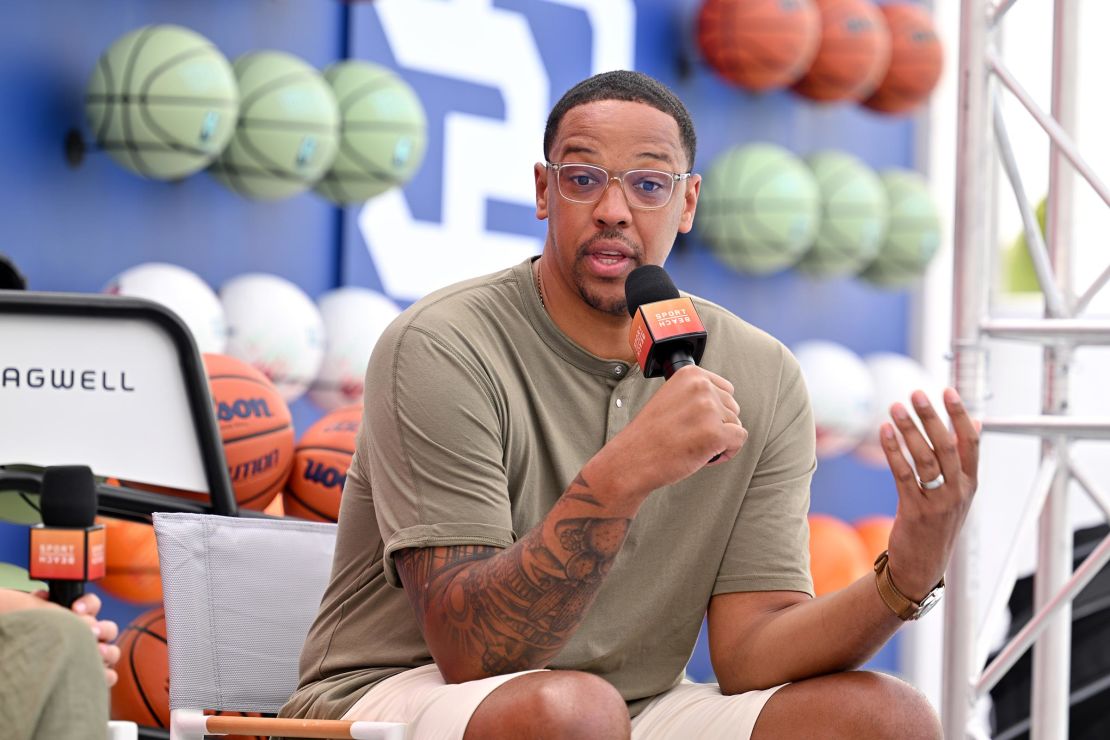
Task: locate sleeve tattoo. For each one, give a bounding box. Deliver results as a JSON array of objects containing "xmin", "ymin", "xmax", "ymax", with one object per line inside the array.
[{"xmin": 394, "ymin": 477, "xmax": 631, "ymax": 675}]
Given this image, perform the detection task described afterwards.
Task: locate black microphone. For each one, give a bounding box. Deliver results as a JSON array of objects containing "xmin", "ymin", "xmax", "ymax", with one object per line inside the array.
[
  {"xmin": 28, "ymin": 465, "xmax": 105, "ymax": 606},
  {"xmin": 625, "ymin": 265, "xmax": 707, "ymax": 379},
  {"xmin": 625, "ymin": 266, "xmax": 722, "ymax": 463}
]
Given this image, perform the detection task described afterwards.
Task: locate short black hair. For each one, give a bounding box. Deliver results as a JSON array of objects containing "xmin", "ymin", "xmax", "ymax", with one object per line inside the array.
[
  {"xmin": 544, "ymin": 70, "xmax": 697, "ymax": 171},
  {"xmin": 0, "ymin": 254, "xmax": 26, "ymax": 290}
]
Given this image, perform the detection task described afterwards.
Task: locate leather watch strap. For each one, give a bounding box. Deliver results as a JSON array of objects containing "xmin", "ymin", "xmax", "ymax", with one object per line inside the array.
[{"xmin": 873, "ymin": 550, "xmax": 943, "ymax": 621}]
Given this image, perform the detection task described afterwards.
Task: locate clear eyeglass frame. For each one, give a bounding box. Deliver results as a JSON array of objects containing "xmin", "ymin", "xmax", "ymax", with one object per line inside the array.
[{"xmin": 545, "ymin": 161, "xmax": 692, "ymax": 210}]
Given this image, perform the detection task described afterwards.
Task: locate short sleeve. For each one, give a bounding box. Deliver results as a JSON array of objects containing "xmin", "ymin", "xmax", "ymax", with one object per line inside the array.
[
  {"xmin": 366, "ymin": 323, "xmax": 516, "ymax": 587},
  {"xmin": 714, "ymin": 345, "xmax": 816, "ymax": 597}
]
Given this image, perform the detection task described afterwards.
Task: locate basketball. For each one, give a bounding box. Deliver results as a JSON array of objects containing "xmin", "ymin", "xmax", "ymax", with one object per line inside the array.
[
  {"xmin": 792, "ymin": 340, "xmax": 875, "ymax": 458},
  {"xmin": 85, "ymin": 25, "xmax": 239, "ymax": 180},
  {"xmin": 209, "ymin": 50, "xmax": 340, "ymax": 200},
  {"xmin": 808, "ymin": 513, "xmax": 871, "ymax": 596},
  {"xmin": 97, "ymin": 516, "xmax": 162, "ymax": 605},
  {"xmin": 285, "ymin": 405, "xmax": 361, "ymax": 522},
  {"xmin": 862, "ymin": 3, "xmax": 944, "ymax": 115},
  {"xmin": 0, "ymin": 489, "xmax": 40, "ymax": 525},
  {"xmin": 858, "ymin": 169, "xmax": 941, "ymax": 288},
  {"xmin": 697, "ymin": 0, "xmax": 821, "ymax": 91},
  {"xmin": 315, "ymin": 60, "xmax": 428, "ymax": 204},
  {"xmin": 792, "ymin": 0, "xmax": 891, "ymax": 102},
  {"xmin": 696, "ymin": 143, "xmax": 820, "ymax": 274},
  {"xmin": 855, "ymin": 515, "xmax": 895, "ymax": 561},
  {"xmin": 220, "ymin": 273, "xmax": 326, "ymax": 402},
  {"xmin": 202, "ymin": 353, "xmax": 295, "ymax": 510},
  {"xmin": 796, "ymin": 150, "xmax": 888, "ymax": 277},
  {"xmin": 104, "ymin": 262, "xmax": 228, "ymax": 354},
  {"xmin": 309, "ymin": 287, "xmax": 400, "ymax": 411},
  {"xmin": 111, "ymin": 607, "xmax": 262, "ymax": 738}
]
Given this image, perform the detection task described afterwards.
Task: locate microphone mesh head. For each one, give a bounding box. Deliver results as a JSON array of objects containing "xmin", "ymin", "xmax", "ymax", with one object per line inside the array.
[
  {"xmin": 40, "ymin": 465, "xmax": 97, "ymax": 527},
  {"xmin": 625, "ymin": 264, "xmax": 680, "ymax": 317}
]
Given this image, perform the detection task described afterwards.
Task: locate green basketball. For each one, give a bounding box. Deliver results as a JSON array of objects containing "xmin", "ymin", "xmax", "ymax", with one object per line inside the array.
[
  {"xmin": 1002, "ymin": 196, "xmax": 1046, "ymax": 293},
  {"xmin": 859, "ymin": 170, "xmax": 941, "ymax": 287},
  {"xmin": 85, "ymin": 25, "xmax": 239, "ymax": 180},
  {"xmin": 696, "ymin": 143, "xmax": 820, "ymax": 275},
  {"xmin": 0, "ymin": 489, "xmax": 40, "ymax": 525},
  {"xmin": 0, "ymin": 563, "xmax": 45, "ymax": 593},
  {"xmin": 796, "ymin": 151, "xmax": 888, "ymax": 278},
  {"xmin": 314, "ymin": 61, "xmax": 428, "ymax": 204},
  {"xmin": 209, "ymin": 51, "xmax": 340, "ymax": 200}
]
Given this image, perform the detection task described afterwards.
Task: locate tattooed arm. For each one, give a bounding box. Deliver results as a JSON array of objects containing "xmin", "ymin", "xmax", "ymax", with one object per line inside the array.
[
  {"xmin": 394, "ymin": 366, "xmax": 749, "ymax": 683},
  {"xmin": 395, "ymin": 466, "xmax": 635, "ymax": 683}
]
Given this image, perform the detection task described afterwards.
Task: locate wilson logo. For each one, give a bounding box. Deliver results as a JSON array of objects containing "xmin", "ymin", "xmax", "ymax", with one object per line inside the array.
[
  {"xmin": 303, "ymin": 459, "xmax": 347, "ymax": 490},
  {"xmin": 217, "ymin": 398, "xmax": 273, "ymax": 422}
]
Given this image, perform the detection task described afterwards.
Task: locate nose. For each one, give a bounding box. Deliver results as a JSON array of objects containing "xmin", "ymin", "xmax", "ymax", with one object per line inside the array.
[{"xmin": 592, "ymin": 176, "xmax": 631, "ymax": 227}]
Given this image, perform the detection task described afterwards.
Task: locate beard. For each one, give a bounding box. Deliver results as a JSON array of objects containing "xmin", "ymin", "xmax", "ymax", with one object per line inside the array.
[{"xmin": 572, "ymin": 230, "xmax": 644, "ymax": 317}]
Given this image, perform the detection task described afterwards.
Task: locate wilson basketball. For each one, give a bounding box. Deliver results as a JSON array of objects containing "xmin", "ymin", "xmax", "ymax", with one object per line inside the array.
[
  {"xmin": 808, "ymin": 513, "xmax": 871, "ymax": 596},
  {"xmin": 285, "ymin": 405, "xmax": 361, "ymax": 522},
  {"xmin": 111, "ymin": 607, "xmax": 262, "ymax": 738},
  {"xmin": 202, "ymin": 353, "xmax": 295, "ymax": 510},
  {"xmin": 862, "ymin": 3, "xmax": 944, "ymax": 115},
  {"xmin": 855, "ymin": 515, "xmax": 895, "ymax": 561},
  {"xmin": 97, "ymin": 516, "xmax": 162, "ymax": 605},
  {"xmin": 792, "ymin": 0, "xmax": 891, "ymax": 103},
  {"xmin": 697, "ymin": 0, "xmax": 821, "ymax": 91}
]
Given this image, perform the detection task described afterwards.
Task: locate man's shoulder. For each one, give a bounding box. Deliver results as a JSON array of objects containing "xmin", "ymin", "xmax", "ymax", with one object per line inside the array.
[{"xmin": 395, "ymin": 263, "xmax": 526, "ymax": 333}]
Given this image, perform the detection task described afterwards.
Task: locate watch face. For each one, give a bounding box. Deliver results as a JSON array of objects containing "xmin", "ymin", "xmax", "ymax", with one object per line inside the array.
[{"xmin": 915, "ymin": 588, "xmax": 944, "ymax": 619}]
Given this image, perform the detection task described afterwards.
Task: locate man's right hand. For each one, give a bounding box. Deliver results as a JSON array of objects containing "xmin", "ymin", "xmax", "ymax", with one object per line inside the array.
[{"xmin": 602, "ymin": 365, "xmax": 747, "ymax": 501}]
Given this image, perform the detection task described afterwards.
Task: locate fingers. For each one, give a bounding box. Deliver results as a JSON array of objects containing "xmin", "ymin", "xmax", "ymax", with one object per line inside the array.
[
  {"xmin": 944, "ymin": 387, "xmax": 980, "ymax": 481},
  {"xmin": 96, "ymin": 618, "xmax": 119, "ymax": 644},
  {"xmin": 71, "ymin": 592, "xmax": 102, "ymax": 618},
  {"xmin": 879, "ymin": 422, "xmax": 922, "ymax": 499},
  {"xmin": 104, "ymin": 668, "xmax": 119, "ymax": 688}
]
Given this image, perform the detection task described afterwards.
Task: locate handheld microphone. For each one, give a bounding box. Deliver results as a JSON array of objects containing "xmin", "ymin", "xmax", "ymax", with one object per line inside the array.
[
  {"xmin": 28, "ymin": 465, "xmax": 105, "ymax": 606},
  {"xmin": 626, "ymin": 266, "xmax": 723, "ymax": 463},
  {"xmin": 625, "ymin": 265, "xmax": 707, "ymax": 378}
]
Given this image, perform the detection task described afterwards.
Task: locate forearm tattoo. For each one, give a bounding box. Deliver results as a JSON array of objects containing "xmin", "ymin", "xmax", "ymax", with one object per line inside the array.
[{"xmin": 395, "ymin": 475, "xmax": 631, "ymax": 675}]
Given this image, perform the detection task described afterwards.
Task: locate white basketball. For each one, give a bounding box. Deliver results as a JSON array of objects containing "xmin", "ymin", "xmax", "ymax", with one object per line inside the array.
[
  {"xmin": 104, "ymin": 262, "xmax": 228, "ymax": 354},
  {"xmin": 793, "ymin": 340, "xmax": 876, "ymax": 459},
  {"xmin": 854, "ymin": 352, "xmax": 947, "ymax": 467},
  {"xmin": 220, "ymin": 273, "xmax": 325, "ymax": 402},
  {"xmin": 309, "ymin": 287, "xmax": 401, "ymax": 411}
]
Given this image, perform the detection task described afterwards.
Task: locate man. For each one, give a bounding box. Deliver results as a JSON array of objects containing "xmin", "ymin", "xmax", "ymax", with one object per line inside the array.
[
  {"xmin": 280, "ymin": 70, "xmax": 977, "ymax": 738},
  {"xmin": 0, "ymin": 589, "xmax": 121, "ymax": 739}
]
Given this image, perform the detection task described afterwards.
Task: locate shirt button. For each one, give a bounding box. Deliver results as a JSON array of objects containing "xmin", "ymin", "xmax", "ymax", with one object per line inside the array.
[
  {"xmin": 616, "ymin": 398, "xmax": 623, "ymax": 408},
  {"xmin": 613, "ymin": 365, "xmax": 625, "ymax": 377}
]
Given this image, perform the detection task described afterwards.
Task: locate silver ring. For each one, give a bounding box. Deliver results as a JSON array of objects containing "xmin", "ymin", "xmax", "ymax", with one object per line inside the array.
[{"xmin": 919, "ymin": 473, "xmax": 946, "ymax": 490}]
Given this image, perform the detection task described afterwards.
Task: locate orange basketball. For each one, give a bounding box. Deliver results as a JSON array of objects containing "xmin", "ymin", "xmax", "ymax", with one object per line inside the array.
[
  {"xmin": 862, "ymin": 2, "xmax": 943, "ymax": 114},
  {"xmin": 697, "ymin": 0, "xmax": 821, "ymax": 91},
  {"xmin": 201, "ymin": 353, "xmax": 295, "ymax": 510},
  {"xmin": 808, "ymin": 513, "xmax": 871, "ymax": 596},
  {"xmin": 111, "ymin": 607, "xmax": 263, "ymax": 739},
  {"xmin": 854, "ymin": 514, "xmax": 895, "ymax": 561},
  {"xmin": 97, "ymin": 516, "xmax": 162, "ymax": 605},
  {"xmin": 284, "ymin": 405, "xmax": 361, "ymax": 522},
  {"xmin": 792, "ymin": 0, "xmax": 892, "ymax": 102}
]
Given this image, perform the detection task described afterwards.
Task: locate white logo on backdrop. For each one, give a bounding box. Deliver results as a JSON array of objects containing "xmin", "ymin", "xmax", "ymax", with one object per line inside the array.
[{"xmin": 360, "ymin": 0, "xmax": 635, "ymax": 302}]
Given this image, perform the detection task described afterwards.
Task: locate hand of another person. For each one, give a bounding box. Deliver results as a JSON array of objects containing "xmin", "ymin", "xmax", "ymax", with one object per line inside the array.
[
  {"xmin": 880, "ymin": 388, "xmax": 980, "ymax": 601},
  {"xmin": 27, "ymin": 590, "xmax": 121, "ymax": 687},
  {"xmin": 609, "ymin": 365, "xmax": 747, "ymax": 499}
]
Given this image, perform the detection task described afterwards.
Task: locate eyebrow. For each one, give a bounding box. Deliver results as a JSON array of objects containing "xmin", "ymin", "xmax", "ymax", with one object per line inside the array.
[{"xmin": 558, "ymin": 145, "xmax": 678, "ymax": 168}]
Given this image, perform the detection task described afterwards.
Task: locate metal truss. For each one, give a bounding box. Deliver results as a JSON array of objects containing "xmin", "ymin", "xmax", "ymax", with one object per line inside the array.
[{"xmin": 945, "ymin": 1, "xmax": 1110, "ymax": 737}]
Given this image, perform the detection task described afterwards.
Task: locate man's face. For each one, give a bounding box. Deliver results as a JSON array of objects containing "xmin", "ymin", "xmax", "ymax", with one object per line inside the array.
[{"xmin": 534, "ymin": 100, "xmax": 700, "ymax": 317}]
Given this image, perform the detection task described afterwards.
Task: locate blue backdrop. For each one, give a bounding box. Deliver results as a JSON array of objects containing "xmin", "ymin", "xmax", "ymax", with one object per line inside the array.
[{"xmin": 1, "ymin": 0, "xmax": 917, "ymax": 682}]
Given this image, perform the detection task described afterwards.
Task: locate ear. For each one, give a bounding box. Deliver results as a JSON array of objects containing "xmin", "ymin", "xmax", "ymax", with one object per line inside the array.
[
  {"xmin": 535, "ymin": 162, "xmax": 550, "ymax": 220},
  {"xmin": 676, "ymin": 173, "xmax": 701, "ymax": 234}
]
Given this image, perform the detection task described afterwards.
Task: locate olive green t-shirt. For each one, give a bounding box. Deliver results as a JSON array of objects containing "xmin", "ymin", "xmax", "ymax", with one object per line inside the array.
[{"xmin": 280, "ymin": 257, "xmax": 815, "ymax": 721}]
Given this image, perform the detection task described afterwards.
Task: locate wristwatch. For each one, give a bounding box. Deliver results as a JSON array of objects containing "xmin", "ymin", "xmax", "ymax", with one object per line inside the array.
[{"xmin": 873, "ymin": 550, "xmax": 944, "ymax": 621}]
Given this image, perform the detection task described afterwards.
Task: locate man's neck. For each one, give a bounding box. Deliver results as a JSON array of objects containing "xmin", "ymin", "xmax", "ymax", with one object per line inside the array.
[{"xmin": 534, "ymin": 258, "xmax": 636, "ymax": 363}]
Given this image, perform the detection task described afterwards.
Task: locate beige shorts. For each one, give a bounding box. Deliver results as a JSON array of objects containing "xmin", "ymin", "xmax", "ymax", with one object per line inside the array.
[{"xmin": 341, "ymin": 664, "xmax": 785, "ymax": 740}]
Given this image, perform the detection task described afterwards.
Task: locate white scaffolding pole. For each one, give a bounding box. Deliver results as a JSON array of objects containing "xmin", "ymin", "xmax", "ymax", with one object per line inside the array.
[{"xmin": 945, "ymin": 1, "xmax": 1110, "ymax": 737}]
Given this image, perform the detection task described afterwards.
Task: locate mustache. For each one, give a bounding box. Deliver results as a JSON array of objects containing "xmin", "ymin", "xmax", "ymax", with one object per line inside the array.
[{"xmin": 577, "ymin": 229, "xmax": 642, "ymax": 260}]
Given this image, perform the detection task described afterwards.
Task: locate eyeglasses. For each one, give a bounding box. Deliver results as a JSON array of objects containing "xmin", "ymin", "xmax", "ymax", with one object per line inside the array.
[{"xmin": 545, "ymin": 162, "xmax": 691, "ymax": 210}]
